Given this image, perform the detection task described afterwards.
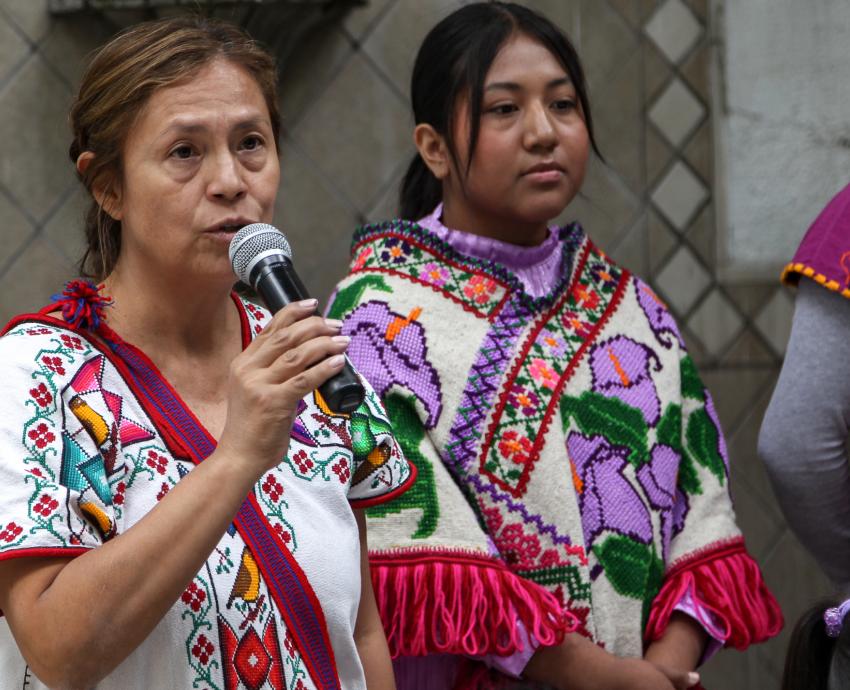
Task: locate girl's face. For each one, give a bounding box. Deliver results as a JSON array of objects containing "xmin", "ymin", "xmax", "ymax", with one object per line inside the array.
[
  {"xmin": 110, "ymin": 58, "xmax": 280, "ymax": 285},
  {"xmin": 443, "ymin": 33, "xmax": 589, "ymax": 243}
]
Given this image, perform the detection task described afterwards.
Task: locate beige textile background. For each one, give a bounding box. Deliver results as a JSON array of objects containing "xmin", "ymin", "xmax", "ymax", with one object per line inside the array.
[{"xmin": 0, "ymin": 0, "xmax": 832, "ymax": 686}]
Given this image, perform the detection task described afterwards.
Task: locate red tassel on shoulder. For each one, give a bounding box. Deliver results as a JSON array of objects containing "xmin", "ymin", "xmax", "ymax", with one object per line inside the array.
[
  {"xmin": 370, "ymin": 549, "xmax": 577, "ymax": 658},
  {"xmin": 645, "ymin": 538, "xmax": 783, "ymax": 650}
]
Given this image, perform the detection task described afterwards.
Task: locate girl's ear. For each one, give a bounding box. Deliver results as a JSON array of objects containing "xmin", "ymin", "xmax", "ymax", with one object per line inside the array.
[
  {"xmin": 414, "ymin": 124, "xmax": 451, "ymax": 180},
  {"xmin": 76, "ymin": 151, "xmax": 123, "ymax": 221}
]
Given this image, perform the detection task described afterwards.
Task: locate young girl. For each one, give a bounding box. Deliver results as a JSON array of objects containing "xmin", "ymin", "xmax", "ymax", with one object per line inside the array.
[{"xmin": 327, "ymin": 3, "xmax": 782, "ymax": 688}]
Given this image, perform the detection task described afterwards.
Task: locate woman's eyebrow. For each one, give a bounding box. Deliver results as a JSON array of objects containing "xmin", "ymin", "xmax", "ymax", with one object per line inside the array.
[
  {"xmin": 156, "ymin": 117, "xmax": 268, "ymax": 140},
  {"xmin": 484, "ymin": 76, "xmax": 573, "ymax": 92}
]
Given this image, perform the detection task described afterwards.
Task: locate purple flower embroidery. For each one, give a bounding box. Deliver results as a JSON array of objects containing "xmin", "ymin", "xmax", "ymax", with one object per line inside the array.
[
  {"xmin": 636, "ymin": 444, "xmax": 680, "ymax": 558},
  {"xmin": 420, "ymin": 262, "xmax": 450, "ymax": 288},
  {"xmin": 635, "ymin": 278, "xmax": 685, "ymax": 349},
  {"xmin": 507, "ymin": 383, "xmax": 540, "ymax": 416},
  {"xmin": 343, "ymin": 301, "xmax": 442, "ymax": 428},
  {"xmin": 567, "ymin": 432, "xmax": 653, "ymax": 548},
  {"xmin": 590, "ymin": 336, "xmax": 662, "ymax": 426},
  {"xmin": 379, "ymin": 237, "xmax": 412, "ymax": 265},
  {"xmin": 536, "ymin": 330, "xmax": 567, "ymax": 358}
]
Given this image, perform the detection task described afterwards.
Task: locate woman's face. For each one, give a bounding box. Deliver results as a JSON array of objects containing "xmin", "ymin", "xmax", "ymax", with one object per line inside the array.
[
  {"xmin": 113, "ymin": 58, "xmax": 279, "ymax": 284},
  {"xmin": 444, "ymin": 32, "xmax": 590, "ymax": 241}
]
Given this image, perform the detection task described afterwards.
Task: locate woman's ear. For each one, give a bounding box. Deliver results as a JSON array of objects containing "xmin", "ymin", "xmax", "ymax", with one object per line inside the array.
[
  {"xmin": 413, "ymin": 124, "xmax": 451, "ymax": 180},
  {"xmin": 76, "ymin": 151, "xmax": 123, "ymax": 221}
]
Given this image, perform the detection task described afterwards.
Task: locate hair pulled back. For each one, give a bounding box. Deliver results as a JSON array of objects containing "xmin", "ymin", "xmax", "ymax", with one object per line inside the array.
[
  {"xmin": 782, "ymin": 598, "xmax": 850, "ymax": 690},
  {"xmin": 69, "ymin": 16, "xmax": 280, "ymax": 281},
  {"xmin": 399, "ymin": 1, "xmax": 599, "ymax": 220}
]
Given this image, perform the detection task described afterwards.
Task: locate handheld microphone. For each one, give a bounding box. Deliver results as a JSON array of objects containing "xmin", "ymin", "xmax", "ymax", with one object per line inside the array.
[{"xmin": 229, "ymin": 223, "xmax": 365, "ymax": 415}]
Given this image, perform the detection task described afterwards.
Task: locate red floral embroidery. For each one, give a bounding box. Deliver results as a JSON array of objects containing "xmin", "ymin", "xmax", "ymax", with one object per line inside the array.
[
  {"xmin": 41, "ymin": 356, "xmax": 65, "ymax": 376},
  {"xmin": 253, "ymin": 323, "xmax": 263, "ymax": 335},
  {"xmin": 572, "ymin": 283, "xmax": 600, "ymax": 310},
  {"xmin": 33, "ymin": 493, "xmax": 59, "ymax": 517},
  {"xmin": 331, "ymin": 459, "xmax": 350, "ymax": 483},
  {"xmin": 191, "ymin": 634, "xmax": 215, "ymax": 665},
  {"xmin": 562, "ymin": 310, "xmax": 592, "ymax": 337},
  {"xmin": 295, "ymin": 680, "xmax": 306, "ymax": 690},
  {"xmin": 497, "ymin": 430, "xmax": 533, "ymax": 465},
  {"xmin": 273, "ymin": 523, "xmax": 292, "ymax": 544},
  {"xmin": 496, "ymin": 523, "xmax": 542, "ymax": 568},
  {"xmin": 29, "ymin": 383, "xmax": 53, "ymax": 408},
  {"xmin": 293, "ymin": 450, "xmax": 314, "ymax": 473},
  {"xmin": 28, "ymin": 468, "xmax": 44, "ymax": 478},
  {"xmin": 284, "ymin": 629, "xmax": 296, "ymax": 657},
  {"xmin": 353, "ymin": 246, "xmax": 373, "ymax": 271},
  {"xmin": 26, "ymin": 327, "xmax": 51, "ymax": 336},
  {"xmin": 146, "ymin": 450, "xmax": 168, "ymax": 475},
  {"xmin": 462, "ymin": 275, "xmax": 498, "ymax": 305},
  {"xmin": 114, "ymin": 481, "xmax": 126, "ymax": 506},
  {"xmin": 0, "ymin": 522, "xmax": 23, "ymax": 542},
  {"xmin": 60, "ymin": 334, "xmax": 84, "ymax": 350},
  {"xmin": 181, "ymin": 582, "xmax": 206, "ymax": 612},
  {"xmin": 27, "ymin": 423, "xmax": 56, "ymax": 449},
  {"xmin": 156, "ymin": 482, "xmax": 170, "ymax": 501},
  {"xmin": 261, "ymin": 474, "xmax": 284, "ymax": 502},
  {"xmin": 245, "ymin": 302, "xmax": 264, "ymax": 319}
]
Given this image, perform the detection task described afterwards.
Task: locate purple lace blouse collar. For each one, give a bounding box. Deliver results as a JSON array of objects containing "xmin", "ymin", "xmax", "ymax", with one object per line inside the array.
[{"xmin": 416, "ymin": 203, "xmax": 565, "ymax": 298}]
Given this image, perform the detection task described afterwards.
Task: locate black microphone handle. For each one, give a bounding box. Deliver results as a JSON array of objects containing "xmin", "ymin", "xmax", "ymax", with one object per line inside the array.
[{"xmin": 251, "ymin": 258, "xmax": 365, "ymax": 415}]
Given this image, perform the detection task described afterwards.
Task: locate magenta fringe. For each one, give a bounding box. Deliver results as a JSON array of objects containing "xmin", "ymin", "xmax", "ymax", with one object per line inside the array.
[
  {"xmin": 645, "ymin": 539, "xmax": 783, "ymax": 650},
  {"xmin": 370, "ymin": 551, "xmax": 577, "ymax": 659}
]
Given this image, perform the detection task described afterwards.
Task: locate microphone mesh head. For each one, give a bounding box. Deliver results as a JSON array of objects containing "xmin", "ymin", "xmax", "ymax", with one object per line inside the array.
[{"xmin": 229, "ymin": 223, "xmax": 292, "ymax": 285}]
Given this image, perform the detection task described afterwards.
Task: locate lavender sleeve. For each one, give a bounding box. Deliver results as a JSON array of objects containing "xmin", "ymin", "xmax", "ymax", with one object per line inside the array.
[{"xmin": 759, "ymin": 279, "xmax": 850, "ymax": 587}]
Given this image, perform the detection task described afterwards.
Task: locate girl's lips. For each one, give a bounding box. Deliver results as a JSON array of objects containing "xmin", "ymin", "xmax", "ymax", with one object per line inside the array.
[{"xmin": 524, "ymin": 169, "xmax": 564, "ymax": 183}]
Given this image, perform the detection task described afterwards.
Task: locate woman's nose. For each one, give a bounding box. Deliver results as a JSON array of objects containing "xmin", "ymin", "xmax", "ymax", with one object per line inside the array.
[
  {"xmin": 207, "ymin": 151, "xmax": 247, "ymax": 201},
  {"xmin": 523, "ymin": 104, "xmax": 558, "ymax": 150}
]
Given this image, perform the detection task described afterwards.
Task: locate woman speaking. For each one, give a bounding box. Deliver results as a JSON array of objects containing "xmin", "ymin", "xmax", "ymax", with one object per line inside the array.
[{"xmin": 0, "ymin": 16, "xmax": 411, "ymax": 690}]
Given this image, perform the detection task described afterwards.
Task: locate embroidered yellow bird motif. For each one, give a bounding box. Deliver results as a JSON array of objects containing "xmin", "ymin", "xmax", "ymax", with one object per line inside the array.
[
  {"xmin": 227, "ymin": 547, "xmax": 260, "ymax": 608},
  {"xmin": 69, "ymin": 395, "xmax": 110, "ymax": 446}
]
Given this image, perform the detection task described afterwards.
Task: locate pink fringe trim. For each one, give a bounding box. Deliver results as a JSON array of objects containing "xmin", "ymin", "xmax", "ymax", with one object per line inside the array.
[
  {"xmin": 370, "ymin": 551, "xmax": 577, "ymax": 658},
  {"xmin": 645, "ymin": 539, "xmax": 783, "ymax": 650}
]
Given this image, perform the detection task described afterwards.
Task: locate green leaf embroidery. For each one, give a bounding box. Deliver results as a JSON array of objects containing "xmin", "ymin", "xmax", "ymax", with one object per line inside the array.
[
  {"xmin": 685, "ymin": 407, "xmax": 726, "ymax": 485},
  {"xmin": 366, "ymin": 394, "xmax": 439, "ymax": 539},
  {"xmin": 680, "ymin": 355, "xmax": 704, "ymax": 402},
  {"xmin": 656, "ymin": 403, "xmax": 681, "ymax": 450},
  {"xmin": 560, "ymin": 391, "xmax": 650, "ymax": 467},
  {"xmin": 326, "ymin": 275, "xmax": 392, "ymax": 320},
  {"xmin": 593, "ymin": 534, "xmax": 660, "ymax": 601},
  {"xmin": 678, "ymin": 447, "xmax": 703, "ymax": 495}
]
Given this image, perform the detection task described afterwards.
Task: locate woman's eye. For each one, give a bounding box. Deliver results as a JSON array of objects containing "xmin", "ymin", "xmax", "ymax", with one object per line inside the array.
[
  {"xmin": 552, "ymin": 99, "xmax": 577, "ymax": 112},
  {"xmin": 240, "ymin": 135, "xmax": 264, "ymax": 151},
  {"xmin": 169, "ymin": 145, "xmax": 195, "ymax": 160}
]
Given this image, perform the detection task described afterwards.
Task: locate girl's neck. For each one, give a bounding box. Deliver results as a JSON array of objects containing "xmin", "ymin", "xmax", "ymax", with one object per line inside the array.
[{"xmin": 441, "ymin": 197, "xmax": 550, "ymax": 247}]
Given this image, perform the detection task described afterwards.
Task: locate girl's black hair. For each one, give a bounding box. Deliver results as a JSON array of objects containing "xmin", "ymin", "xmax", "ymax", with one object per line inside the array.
[
  {"xmin": 782, "ymin": 598, "xmax": 850, "ymax": 690},
  {"xmin": 399, "ymin": 1, "xmax": 600, "ymax": 220}
]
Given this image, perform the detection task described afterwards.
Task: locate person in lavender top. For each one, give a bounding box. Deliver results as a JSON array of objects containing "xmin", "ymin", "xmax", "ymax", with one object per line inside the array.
[{"xmin": 328, "ymin": 3, "xmax": 781, "ymax": 688}]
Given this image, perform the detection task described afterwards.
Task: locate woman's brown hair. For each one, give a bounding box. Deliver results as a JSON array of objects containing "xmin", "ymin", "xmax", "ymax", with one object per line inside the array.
[{"xmin": 69, "ymin": 16, "xmax": 280, "ymax": 281}]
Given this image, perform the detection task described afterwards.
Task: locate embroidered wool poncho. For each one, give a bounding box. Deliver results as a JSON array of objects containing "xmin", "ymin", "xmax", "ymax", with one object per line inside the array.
[
  {"xmin": 327, "ymin": 219, "xmax": 782, "ymax": 683},
  {"xmin": 0, "ymin": 288, "xmax": 415, "ymax": 690}
]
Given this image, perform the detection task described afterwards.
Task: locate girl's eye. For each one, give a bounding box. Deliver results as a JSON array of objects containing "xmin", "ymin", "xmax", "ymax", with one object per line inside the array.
[
  {"xmin": 488, "ymin": 103, "xmax": 518, "ymax": 116},
  {"xmin": 552, "ymin": 99, "xmax": 577, "ymax": 112},
  {"xmin": 240, "ymin": 135, "xmax": 264, "ymax": 151},
  {"xmin": 169, "ymin": 145, "xmax": 195, "ymax": 160}
]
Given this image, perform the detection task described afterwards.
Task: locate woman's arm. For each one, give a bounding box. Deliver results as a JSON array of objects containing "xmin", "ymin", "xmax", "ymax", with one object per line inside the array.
[
  {"xmin": 353, "ymin": 509, "xmax": 396, "ymax": 689},
  {"xmin": 759, "ymin": 279, "xmax": 850, "ymax": 585},
  {"xmin": 0, "ymin": 303, "xmax": 348, "ymax": 689}
]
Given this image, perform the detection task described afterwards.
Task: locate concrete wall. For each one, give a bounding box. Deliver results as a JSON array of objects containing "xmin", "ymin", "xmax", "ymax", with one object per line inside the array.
[
  {"xmin": 713, "ymin": 0, "xmax": 850, "ymax": 280},
  {"xmin": 0, "ymin": 0, "xmax": 833, "ymax": 687}
]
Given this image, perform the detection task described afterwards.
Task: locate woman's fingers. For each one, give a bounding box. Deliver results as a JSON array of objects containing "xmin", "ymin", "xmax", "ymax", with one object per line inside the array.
[
  {"xmin": 272, "ymin": 349, "xmax": 347, "ymax": 404},
  {"xmin": 267, "ymin": 334, "xmax": 350, "ymax": 384},
  {"xmin": 243, "ymin": 302, "xmax": 343, "ymax": 368}
]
